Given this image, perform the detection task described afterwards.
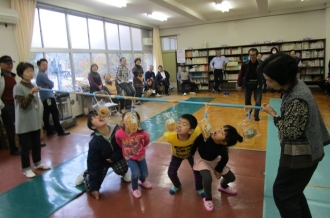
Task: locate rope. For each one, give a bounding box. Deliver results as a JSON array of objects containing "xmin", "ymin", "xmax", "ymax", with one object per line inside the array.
[{"xmin": 40, "ymin": 88, "xmax": 262, "ymax": 110}]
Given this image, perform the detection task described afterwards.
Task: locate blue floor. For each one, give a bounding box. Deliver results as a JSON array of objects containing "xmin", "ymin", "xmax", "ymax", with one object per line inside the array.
[{"xmin": 263, "ymin": 98, "xmax": 330, "ymax": 218}]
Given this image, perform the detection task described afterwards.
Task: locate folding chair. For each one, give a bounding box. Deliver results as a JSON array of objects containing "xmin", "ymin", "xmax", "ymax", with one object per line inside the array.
[{"xmin": 93, "ymin": 90, "xmax": 118, "ymax": 115}]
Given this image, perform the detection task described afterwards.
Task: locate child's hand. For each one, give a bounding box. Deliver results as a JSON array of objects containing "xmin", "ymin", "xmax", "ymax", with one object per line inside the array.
[
  {"xmin": 106, "ymin": 158, "xmax": 113, "ymax": 163},
  {"xmin": 92, "ymin": 190, "xmax": 100, "ymax": 200},
  {"xmin": 214, "ymin": 171, "xmax": 222, "ymax": 179}
]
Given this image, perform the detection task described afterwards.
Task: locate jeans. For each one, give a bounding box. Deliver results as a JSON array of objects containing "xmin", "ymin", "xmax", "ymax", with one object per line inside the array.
[
  {"xmin": 213, "ymin": 69, "xmax": 223, "ymax": 90},
  {"xmin": 127, "ymin": 158, "xmax": 149, "ymax": 190},
  {"xmin": 273, "ymin": 164, "xmax": 318, "ymax": 218},
  {"xmin": 42, "ymin": 98, "xmax": 64, "ymax": 134},
  {"xmin": 118, "ymin": 83, "xmax": 135, "ymax": 109},
  {"xmin": 18, "ymin": 129, "xmax": 41, "ymax": 170},
  {"xmin": 244, "ymin": 87, "xmax": 262, "ymax": 118},
  {"xmin": 180, "ymin": 80, "xmax": 195, "ymax": 93}
]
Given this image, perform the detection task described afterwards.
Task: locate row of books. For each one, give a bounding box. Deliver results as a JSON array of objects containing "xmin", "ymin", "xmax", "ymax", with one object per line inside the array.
[
  {"xmin": 185, "ymin": 50, "xmax": 208, "ymax": 57},
  {"xmin": 301, "ymin": 68, "xmax": 324, "ymax": 74},
  {"xmin": 209, "ymin": 48, "xmax": 241, "ymax": 55},
  {"xmin": 301, "ymin": 50, "xmax": 324, "ymax": 58},
  {"xmin": 185, "ymin": 57, "xmax": 208, "ymax": 64},
  {"xmin": 281, "ymin": 43, "xmax": 302, "ymax": 51},
  {"xmin": 301, "ymin": 59, "xmax": 324, "ymax": 67},
  {"xmin": 224, "ymin": 74, "xmax": 238, "ymax": 80},
  {"xmin": 260, "ymin": 45, "xmax": 279, "ymax": 53},
  {"xmin": 227, "ymin": 56, "xmax": 241, "ymax": 61},
  {"xmin": 302, "ymin": 41, "xmax": 324, "ymax": 49},
  {"xmin": 193, "ymin": 78, "xmax": 209, "ymax": 83},
  {"xmin": 189, "ymin": 65, "xmax": 208, "ymax": 71},
  {"xmin": 197, "ymin": 85, "xmax": 210, "ymax": 90},
  {"xmin": 300, "ymin": 75, "xmax": 322, "ymax": 81}
]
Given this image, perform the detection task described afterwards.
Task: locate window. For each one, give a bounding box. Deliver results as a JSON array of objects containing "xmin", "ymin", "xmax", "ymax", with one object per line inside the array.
[
  {"xmin": 162, "ymin": 37, "xmax": 177, "ymax": 50},
  {"xmin": 72, "ymin": 53, "xmax": 91, "ymax": 81},
  {"xmin": 119, "ymin": 25, "xmax": 131, "ymax": 50},
  {"xmin": 88, "ymin": 19, "xmax": 106, "ymax": 49},
  {"xmin": 39, "ymin": 9, "xmax": 68, "ymax": 48},
  {"xmin": 68, "ymin": 15, "xmax": 89, "ymax": 49},
  {"xmin": 131, "ymin": 28, "xmax": 142, "ymax": 51},
  {"xmin": 105, "ymin": 23, "xmax": 119, "ymax": 50},
  {"xmin": 108, "ymin": 53, "xmax": 120, "ymax": 76},
  {"xmin": 31, "ymin": 9, "xmax": 42, "ymax": 48},
  {"xmin": 91, "ymin": 53, "xmax": 108, "ymax": 76},
  {"xmin": 44, "ymin": 53, "xmax": 72, "ymax": 90},
  {"xmin": 29, "ymin": 52, "xmax": 43, "ymax": 73}
]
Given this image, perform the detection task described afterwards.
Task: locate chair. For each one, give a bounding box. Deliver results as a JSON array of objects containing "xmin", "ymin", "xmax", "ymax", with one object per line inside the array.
[{"xmin": 93, "ymin": 90, "xmax": 118, "ymax": 115}]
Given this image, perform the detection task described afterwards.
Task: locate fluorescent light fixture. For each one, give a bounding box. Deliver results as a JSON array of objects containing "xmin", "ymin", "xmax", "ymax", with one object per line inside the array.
[
  {"xmin": 146, "ymin": 12, "xmax": 168, "ymax": 21},
  {"xmin": 95, "ymin": 0, "xmax": 127, "ymax": 8},
  {"xmin": 215, "ymin": 1, "xmax": 230, "ymax": 12}
]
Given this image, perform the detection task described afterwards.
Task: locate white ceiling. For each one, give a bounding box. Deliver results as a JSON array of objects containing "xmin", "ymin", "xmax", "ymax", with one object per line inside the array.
[{"xmin": 38, "ymin": 0, "xmax": 330, "ymax": 29}]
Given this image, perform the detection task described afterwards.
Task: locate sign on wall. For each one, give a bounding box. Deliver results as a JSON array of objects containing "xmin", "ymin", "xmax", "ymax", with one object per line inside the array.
[{"xmin": 176, "ymin": 49, "xmax": 185, "ymax": 63}]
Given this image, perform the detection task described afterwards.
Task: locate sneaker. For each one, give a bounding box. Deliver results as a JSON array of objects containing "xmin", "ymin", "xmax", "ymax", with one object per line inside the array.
[
  {"xmin": 122, "ymin": 172, "xmax": 131, "ymax": 182},
  {"xmin": 169, "ymin": 86, "xmax": 174, "ymax": 90},
  {"xmin": 183, "ymin": 93, "xmax": 186, "ymax": 96},
  {"xmin": 75, "ymin": 172, "xmax": 85, "ymax": 186},
  {"xmin": 169, "ymin": 186, "xmax": 180, "ymax": 195},
  {"xmin": 190, "ymin": 92, "xmax": 196, "ymax": 94},
  {"xmin": 156, "ymin": 93, "xmax": 161, "ymax": 97},
  {"xmin": 135, "ymin": 101, "xmax": 142, "ymax": 105},
  {"xmin": 197, "ymin": 189, "xmax": 206, "ymax": 198},
  {"xmin": 23, "ymin": 169, "xmax": 36, "ymax": 178},
  {"xmin": 138, "ymin": 180, "xmax": 152, "ymax": 189},
  {"xmin": 35, "ymin": 163, "xmax": 51, "ymax": 170},
  {"xmin": 218, "ymin": 185, "xmax": 237, "ymax": 195},
  {"xmin": 131, "ymin": 189, "xmax": 141, "ymax": 199},
  {"xmin": 203, "ymin": 198, "xmax": 214, "ymax": 211}
]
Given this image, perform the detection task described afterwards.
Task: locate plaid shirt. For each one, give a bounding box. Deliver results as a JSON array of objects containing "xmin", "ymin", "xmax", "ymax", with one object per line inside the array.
[{"xmin": 116, "ymin": 65, "xmax": 129, "ymax": 83}]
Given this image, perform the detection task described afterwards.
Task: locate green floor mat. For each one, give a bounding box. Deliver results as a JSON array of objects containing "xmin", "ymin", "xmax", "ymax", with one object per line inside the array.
[
  {"xmin": 141, "ymin": 97, "xmax": 214, "ymax": 142},
  {"xmin": 263, "ymin": 98, "xmax": 330, "ymax": 218}
]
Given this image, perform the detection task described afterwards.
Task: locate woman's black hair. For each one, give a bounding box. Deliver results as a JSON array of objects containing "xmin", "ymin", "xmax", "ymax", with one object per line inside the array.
[
  {"xmin": 223, "ymin": 125, "xmax": 243, "ymax": 147},
  {"xmin": 16, "ymin": 62, "xmax": 34, "ymax": 78},
  {"xmin": 270, "ymin": 47, "xmax": 279, "ymax": 53},
  {"xmin": 121, "ymin": 111, "xmax": 143, "ymax": 132},
  {"xmin": 258, "ymin": 52, "xmax": 297, "ymax": 86},
  {"xmin": 134, "ymin": 58, "xmax": 141, "ymax": 64},
  {"xmin": 90, "ymin": 64, "xmax": 98, "ymax": 73}
]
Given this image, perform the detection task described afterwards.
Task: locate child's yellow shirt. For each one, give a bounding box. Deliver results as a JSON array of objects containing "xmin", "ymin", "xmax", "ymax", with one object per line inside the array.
[{"xmin": 163, "ymin": 127, "xmax": 201, "ymax": 159}]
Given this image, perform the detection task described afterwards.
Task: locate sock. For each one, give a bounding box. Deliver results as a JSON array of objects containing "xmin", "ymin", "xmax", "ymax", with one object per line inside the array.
[
  {"xmin": 197, "ymin": 189, "xmax": 206, "ymax": 198},
  {"xmin": 169, "ymin": 187, "xmax": 180, "ymax": 195}
]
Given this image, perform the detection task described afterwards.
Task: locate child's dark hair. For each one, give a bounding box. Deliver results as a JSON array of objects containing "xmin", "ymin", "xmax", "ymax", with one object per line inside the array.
[
  {"xmin": 223, "ymin": 125, "xmax": 243, "ymax": 146},
  {"xmin": 16, "ymin": 62, "xmax": 34, "ymax": 78},
  {"xmin": 180, "ymin": 114, "xmax": 197, "ymax": 129},
  {"xmin": 87, "ymin": 112, "xmax": 98, "ymax": 132},
  {"xmin": 121, "ymin": 111, "xmax": 143, "ymax": 132}
]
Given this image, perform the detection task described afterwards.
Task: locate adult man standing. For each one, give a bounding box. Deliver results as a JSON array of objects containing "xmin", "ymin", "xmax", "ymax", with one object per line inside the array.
[
  {"xmin": 0, "ymin": 55, "xmax": 20, "ymax": 155},
  {"xmin": 36, "ymin": 58, "xmax": 70, "ymax": 136},
  {"xmin": 210, "ymin": 50, "xmax": 228, "ymax": 93},
  {"xmin": 237, "ymin": 48, "xmax": 263, "ymax": 121},
  {"xmin": 116, "ymin": 57, "xmax": 135, "ymax": 109},
  {"xmin": 144, "ymin": 65, "xmax": 161, "ymax": 97},
  {"xmin": 177, "ymin": 65, "xmax": 196, "ymax": 96}
]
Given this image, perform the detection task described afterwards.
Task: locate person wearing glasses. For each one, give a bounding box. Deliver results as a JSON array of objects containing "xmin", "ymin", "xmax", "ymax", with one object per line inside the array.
[{"xmin": 237, "ymin": 48, "xmax": 263, "ymax": 121}]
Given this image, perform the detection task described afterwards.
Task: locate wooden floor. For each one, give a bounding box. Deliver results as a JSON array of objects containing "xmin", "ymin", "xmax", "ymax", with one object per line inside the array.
[{"xmin": 69, "ymin": 89, "xmax": 330, "ymax": 151}]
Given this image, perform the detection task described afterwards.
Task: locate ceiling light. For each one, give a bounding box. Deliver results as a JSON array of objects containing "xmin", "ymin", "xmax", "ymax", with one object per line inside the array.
[
  {"xmin": 146, "ymin": 13, "xmax": 168, "ymax": 21},
  {"xmin": 215, "ymin": 1, "xmax": 230, "ymax": 13},
  {"xmin": 95, "ymin": 0, "xmax": 127, "ymax": 8}
]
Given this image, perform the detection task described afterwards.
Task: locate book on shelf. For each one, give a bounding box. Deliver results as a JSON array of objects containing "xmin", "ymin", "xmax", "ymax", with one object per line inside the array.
[
  {"xmin": 188, "ymin": 65, "xmax": 208, "ymax": 72},
  {"xmin": 186, "ymin": 50, "xmax": 207, "ymax": 57},
  {"xmin": 185, "ymin": 57, "xmax": 208, "ymax": 64},
  {"xmin": 260, "ymin": 45, "xmax": 279, "ymax": 53},
  {"xmin": 280, "ymin": 43, "xmax": 302, "ymax": 51},
  {"xmin": 226, "ymin": 56, "xmax": 241, "ymax": 61},
  {"xmin": 224, "ymin": 74, "xmax": 238, "ymax": 80},
  {"xmin": 301, "ymin": 67, "xmax": 324, "ymax": 74}
]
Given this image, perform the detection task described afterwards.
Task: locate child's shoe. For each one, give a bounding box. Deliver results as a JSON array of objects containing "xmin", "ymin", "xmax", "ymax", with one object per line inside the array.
[
  {"xmin": 203, "ymin": 198, "xmax": 214, "ymax": 211},
  {"xmin": 75, "ymin": 172, "xmax": 85, "ymax": 186},
  {"xmin": 138, "ymin": 180, "xmax": 152, "ymax": 189},
  {"xmin": 35, "ymin": 163, "xmax": 51, "ymax": 170},
  {"xmin": 131, "ymin": 189, "xmax": 141, "ymax": 199},
  {"xmin": 23, "ymin": 169, "xmax": 36, "ymax": 178},
  {"xmin": 169, "ymin": 186, "xmax": 180, "ymax": 195},
  {"xmin": 197, "ymin": 189, "xmax": 206, "ymax": 198},
  {"xmin": 122, "ymin": 172, "xmax": 131, "ymax": 182},
  {"xmin": 218, "ymin": 185, "xmax": 237, "ymax": 195}
]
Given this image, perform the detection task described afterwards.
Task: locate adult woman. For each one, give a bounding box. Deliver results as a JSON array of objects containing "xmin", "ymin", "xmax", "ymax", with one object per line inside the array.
[
  {"xmin": 260, "ymin": 53, "xmax": 330, "ymax": 218},
  {"xmin": 132, "ymin": 58, "xmax": 144, "ymax": 105},
  {"xmin": 103, "ymin": 74, "xmax": 126, "ymax": 114},
  {"xmin": 88, "ymin": 64, "xmax": 102, "ymax": 93}
]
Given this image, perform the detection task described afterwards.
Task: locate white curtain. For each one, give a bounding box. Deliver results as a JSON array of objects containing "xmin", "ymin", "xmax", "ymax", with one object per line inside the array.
[
  {"xmin": 11, "ymin": 0, "xmax": 36, "ymax": 62},
  {"xmin": 153, "ymin": 28, "xmax": 163, "ymax": 68}
]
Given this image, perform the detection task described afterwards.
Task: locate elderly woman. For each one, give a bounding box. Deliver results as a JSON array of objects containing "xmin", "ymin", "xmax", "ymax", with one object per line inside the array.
[
  {"xmin": 260, "ymin": 53, "xmax": 330, "ymax": 218},
  {"xmin": 103, "ymin": 74, "xmax": 126, "ymax": 114}
]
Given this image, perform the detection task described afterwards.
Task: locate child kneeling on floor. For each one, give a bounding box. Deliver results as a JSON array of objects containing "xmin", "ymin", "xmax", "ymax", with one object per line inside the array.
[
  {"xmin": 163, "ymin": 114, "xmax": 205, "ymax": 197},
  {"xmin": 192, "ymin": 125, "xmax": 243, "ymax": 211},
  {"xmin": 77, "ymin": 112, "xmax": 131, "ymax": 200}
]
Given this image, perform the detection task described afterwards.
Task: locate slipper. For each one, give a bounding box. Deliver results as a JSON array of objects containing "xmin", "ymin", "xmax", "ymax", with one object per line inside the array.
[
  {"xmin": 203, "ymin": 198, "xmax": 214, "ymax": 212},
  {"xmin": 131, "ymin": 189, "xmax": 141, "ymax": 199},
  {"xmin": 138, "ymin": 180, "xmax": 152, "ymax": 189}
]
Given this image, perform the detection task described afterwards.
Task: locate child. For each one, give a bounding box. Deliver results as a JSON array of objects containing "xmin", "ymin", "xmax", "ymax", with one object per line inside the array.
[
  {"xmin": 13, "ymin": 62, "xmax": 50, "ymax": 178},
  {"xmin": 77, "ymin": 112, "xmax": 131, "ymax": 200},
  {"xmin": 191, "ymin": 125, "xmax": 243, "ymax": 211},
  {"xmin": 164, "ymin": 114, "xmax": 205, "ymax": 197},
  {"xmin": 143, "ymin": 79, "xmax": 153, "ymax": 98},
  {"xmin": 103, "ymin": 73, "xmax": 126, "ymax": 114},
  {"xmin": 115, "ymin": 111, "xmax": 151, "ymax": 199}
]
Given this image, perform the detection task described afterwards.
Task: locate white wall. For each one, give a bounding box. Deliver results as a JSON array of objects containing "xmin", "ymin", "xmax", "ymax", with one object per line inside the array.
[{"xmin": 160, "ymin": 10, "xmax": 326, "ymax": 49}]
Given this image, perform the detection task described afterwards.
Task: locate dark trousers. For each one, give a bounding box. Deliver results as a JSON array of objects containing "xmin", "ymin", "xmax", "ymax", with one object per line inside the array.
[
  {"xmin": 273, "ymin": 164, "xmax": 318, "ymax": 218},
  {"xmin": 318, "ymin": 80, "xmax": 330, "ymax": 94},
  {"xmin": 1, "ymin": 103, "xmax": 18, "ymax": 153},
  {"xmin": 118, "ymin": 83, "xmax": 135, "ymax": 109},
  {"xmin": 18, "ymin": 129, "xmax": 41, "ymax": 170},
  {"xmin": 213, "ymin": 69, "xmax": 223, "ymax": 90},
  {"xmin": 112, "ymin": 98, "xmax": 124, "ymax": 111},
  {"xmin": 42, "ymin": 98, "xmax": 64, "ymax": 134},
  {"xmin": 135, "ymin": 87, "xmax": 143, "ymax": 98},
  {"xmin": 158, "ymin": 79, "xmax": 169, "ymax": 94},
  {"xmin": 244, "ymin": 87, "xmax": 262, "ymax": 118},
  {"xmin": 167, "ymin": 155, "xmax": 203, "ymax": 190},
  {"xmin": 152, "ymin": 80, "xmax": 159, "ymax": 93},
  {"xmin": 180, "ymin": 80, "xmax": 195, "ymax": 93}
]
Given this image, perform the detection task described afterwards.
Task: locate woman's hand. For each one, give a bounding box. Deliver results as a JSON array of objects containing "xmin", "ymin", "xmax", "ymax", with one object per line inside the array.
[
  {"xmin": 106, "ymin": 158, "xmax": 113, "ymax": 163},
  {"xmin": 98, "ymin": 85, "xmax": 102, "ymax": 90},
  {"xmin": 261, "ymin": 103, "xmax": 277, "ymax": 117},
  {"xmin": 30, "ymin": 86, "xmax": 40, "ymax": 95}
]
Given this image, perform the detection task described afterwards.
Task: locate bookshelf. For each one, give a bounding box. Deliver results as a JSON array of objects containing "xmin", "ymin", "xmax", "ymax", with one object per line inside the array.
[{"xmin": 175, "ymin": 39, "xmax": 326, "ymax": 91}]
